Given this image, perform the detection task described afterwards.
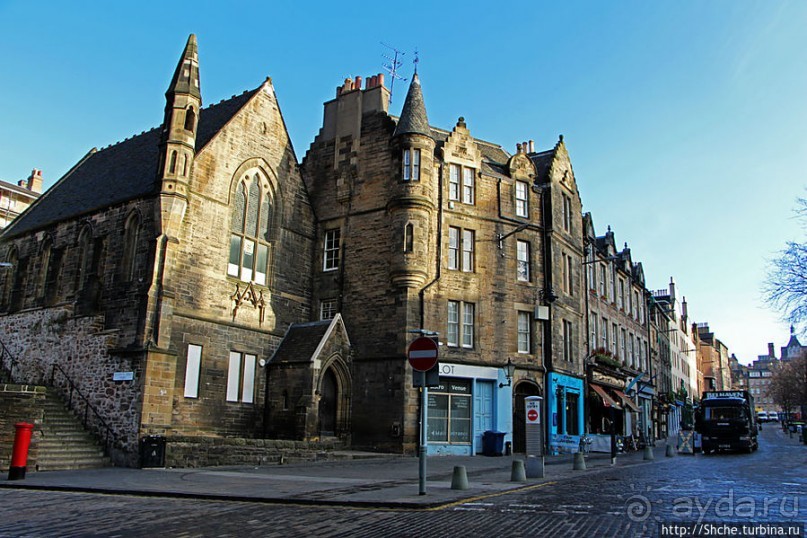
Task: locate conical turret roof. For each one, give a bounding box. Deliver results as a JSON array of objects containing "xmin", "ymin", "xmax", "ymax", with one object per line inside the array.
[
  {"xmin": 167, "ymin": 34, "xmax": 201, "ymax": 100},
  {"xmin": 393, "ymin": 73, "xmax": 431, "ymax": 138}
]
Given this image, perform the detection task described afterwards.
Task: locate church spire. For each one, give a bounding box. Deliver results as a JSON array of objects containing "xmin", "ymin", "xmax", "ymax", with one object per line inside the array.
[
  {"xmin": 393, "ymin": 73, "xmax": 431, "ymax": 138},
  {"xmin": 157, "ymin": 34, "xmax": 201, "ymax": 231},
  {"xmin": 167, "ymin": 34, "xmax": 201, "ymax": 100}
]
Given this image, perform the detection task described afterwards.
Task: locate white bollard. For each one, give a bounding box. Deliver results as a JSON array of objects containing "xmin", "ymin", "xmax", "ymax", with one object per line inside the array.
[
  {"xmin": 665, "ymin": 444, "xmax": 676, "ymax": 457},
  {"xmin": 643, "ymin": 445, "xmax": 655, "ymax": 460}
]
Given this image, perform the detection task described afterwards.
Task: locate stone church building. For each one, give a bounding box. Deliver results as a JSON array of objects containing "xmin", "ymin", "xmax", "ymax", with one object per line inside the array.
[{"xmin": 0, "ymin": 35, "xmax": 586, "ymax": 465}]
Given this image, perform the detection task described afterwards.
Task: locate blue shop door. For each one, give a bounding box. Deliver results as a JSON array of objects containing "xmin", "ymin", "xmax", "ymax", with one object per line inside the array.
[{"xmin": 474, "ymin": 381, "xmax": 494, "ymax": 453}]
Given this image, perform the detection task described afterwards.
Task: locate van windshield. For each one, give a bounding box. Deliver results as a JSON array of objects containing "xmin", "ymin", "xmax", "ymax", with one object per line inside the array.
[{"xmin": 705, "ymin": 407, "xmax": 743, "ymax": 420}]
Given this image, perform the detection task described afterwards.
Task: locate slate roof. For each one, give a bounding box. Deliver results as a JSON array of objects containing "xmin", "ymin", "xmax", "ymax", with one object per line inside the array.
[
  {"xmin": 392, "ymin": 74, "xmax": 431, "ymax": 138},
  {"xmin": 3, "ymin": 89, "xmax": 258, "ymax": 239},
  {"xmin": 529, "ymin": 149, "xmax": 556, "ymax": 183},
  {"xmin": 270, "ymin": 319, "xmax": 333, "ymax": 364}
]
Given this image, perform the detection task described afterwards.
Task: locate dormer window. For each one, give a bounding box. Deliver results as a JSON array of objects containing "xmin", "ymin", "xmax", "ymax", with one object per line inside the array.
[{"xmin": 403, "ymin": 148, "xmax": 420, "ymax": 181}]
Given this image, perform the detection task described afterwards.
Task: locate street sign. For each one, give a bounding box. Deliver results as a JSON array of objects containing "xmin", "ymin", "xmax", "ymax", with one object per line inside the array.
[
  {"xmin": 408, "ymin": 337, "xmax": 439, "ymax": 372},
  {"xmin": 526, "ymin": 398, "xmax": 541, "ymax": 424}
]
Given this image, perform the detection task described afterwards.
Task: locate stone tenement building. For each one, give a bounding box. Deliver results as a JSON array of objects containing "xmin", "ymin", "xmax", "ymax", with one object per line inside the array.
[
  {"xmin": 0, "ymin": 35, "xmax": 676, "ymax": 466},
  {"xmin": 301, "ymin": 68, "xmax": 585, "ymax": 455},
  {"xmin": 0, "ymin": 169, "xmax": 42, "ymax": 229}
]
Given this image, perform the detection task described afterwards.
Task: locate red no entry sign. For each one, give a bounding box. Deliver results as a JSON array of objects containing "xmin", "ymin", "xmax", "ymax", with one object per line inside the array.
[
  {"xmin": 408, "ymin": 337, "xmax": 438, "ymax": 372},
  {"xmin": 527, "ymin": 409, "xmax": 539, "ymax": 422}
]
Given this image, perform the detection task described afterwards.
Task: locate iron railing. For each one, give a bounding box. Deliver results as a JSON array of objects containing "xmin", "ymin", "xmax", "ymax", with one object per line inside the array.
[{"xmin": 50, "ymin": 363, "xmax": 114, "ymax": 456}]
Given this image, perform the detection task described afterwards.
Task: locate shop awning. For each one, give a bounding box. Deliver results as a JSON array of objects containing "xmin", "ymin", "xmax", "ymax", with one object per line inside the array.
[
  {"xmin": 591, "ymin": 383, "xmax": 622, "ymax": 410},
  {"xmin": 614, "ymin": 389, "xmax": 641, "ymax": 412}
]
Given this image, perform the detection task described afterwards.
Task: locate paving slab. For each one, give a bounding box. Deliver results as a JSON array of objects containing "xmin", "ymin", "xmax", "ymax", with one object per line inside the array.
[{"xmin": 0, "ymin": 446, "xmax": 674, "ymax": 509}]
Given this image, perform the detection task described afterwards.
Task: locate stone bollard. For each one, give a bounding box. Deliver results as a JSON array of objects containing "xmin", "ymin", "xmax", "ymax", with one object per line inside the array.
[
  {"xmin": 643, "ymin": 445, "xmax": 655, "ymax": 460},
  {"xmin": 450, "ymin": 465, "xmax": 469, "ymax": 490},
  {"xmin": 573, "ymin": 451, "xmax": 586, "ymax": 470},
  {"xmin": 511, "ymin": 460, "xmax": 527, "ymax": 482},
  {"xmin": 665, "ymin": 444, "xmax": 676, "ymax": 458}
]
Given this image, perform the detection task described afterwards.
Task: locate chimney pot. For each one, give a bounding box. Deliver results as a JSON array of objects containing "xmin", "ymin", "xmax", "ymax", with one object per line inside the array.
[
  {"xmin": 354, "ymin": 76, "xmax": 362, "ymax": 90},
  {"xmin": 378, "ymin": 73, "xmax": 385, "ymax": 87},
  {"xmin": 528, "ymin": 140, "xmax": 534, "ymax": 153},
  {"xmin": 516, "ymin": 143, "xmax": 523, "ymax": 153}
]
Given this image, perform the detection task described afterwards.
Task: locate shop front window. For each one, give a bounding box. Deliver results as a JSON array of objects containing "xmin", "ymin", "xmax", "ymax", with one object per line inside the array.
[{"xmin": 427, "ymin": 378, "xmax": 472, "ymax": 444}]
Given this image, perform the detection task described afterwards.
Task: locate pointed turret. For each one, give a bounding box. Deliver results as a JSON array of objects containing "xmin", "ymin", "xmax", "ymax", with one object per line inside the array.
[
  {"xmin": 158, "ymin": 34, "xmax": 201, "ymax": 192},
  {"xmin": 393, "ymin": 73, "xmax": 431, "ymax": 138},
  {"xmin": 166, "ymin": 34, "xmax": 201, "ymax": 100},
  {"xmin": 157, "ymin": 34, "xmax": 202, "ymax": 240}
]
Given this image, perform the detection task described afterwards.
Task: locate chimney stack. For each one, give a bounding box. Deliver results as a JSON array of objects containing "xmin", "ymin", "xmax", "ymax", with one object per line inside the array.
[
  {"xmin": 767, "ymin": 343, "xmax": 775, "ymax": 358},
  {"xmin": 26, "ymin": 168, "xmax": 43, "ymax": 193}
]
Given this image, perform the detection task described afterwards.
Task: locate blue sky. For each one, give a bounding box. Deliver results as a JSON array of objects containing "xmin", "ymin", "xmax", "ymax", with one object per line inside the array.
[{"xmin": 1, "ymin": 1, "xmax": 805, "ymax": 363}]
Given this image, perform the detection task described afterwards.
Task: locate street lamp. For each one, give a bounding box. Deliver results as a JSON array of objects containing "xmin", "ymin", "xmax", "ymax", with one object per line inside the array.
[{"xmin": 499, "ymin": 358, "xmax": 516, "ymax": 388}]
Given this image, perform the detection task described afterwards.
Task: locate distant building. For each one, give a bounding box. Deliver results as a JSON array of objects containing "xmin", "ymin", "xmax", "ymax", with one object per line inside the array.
[
  {"xmin": 583, "ymin": 217, "xmax": 653, "ymax": 446},
  {"xmin": 728, "ymin": 354, "xmax": 748, "ymax": 391},
  {"xmin": 780, "ymin": 327, "xmax": 805, "ymax": 362},
  {"xmin": 695, "ymin": 323, "xmax": 731, "ymax": 392},
  {"xmin": 0, "ymin": 169, "xmax": 42, "ymax": 229},
  {"xmin": 652, "ymin": 279, "xmax": 697, "ymax": 436}
]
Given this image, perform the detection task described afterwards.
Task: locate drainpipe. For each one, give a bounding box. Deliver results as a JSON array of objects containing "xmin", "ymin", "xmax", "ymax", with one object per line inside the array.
[
  {"xmin": 418, "ymin": 164, "xmax": 443, "ymax": 328},
  {"xmin": 539, "ymin": 182, "xmax": 555, "ymax": 454}
]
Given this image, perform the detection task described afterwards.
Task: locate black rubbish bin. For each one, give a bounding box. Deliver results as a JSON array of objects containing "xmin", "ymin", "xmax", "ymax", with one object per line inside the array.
[
  {"xmin": 140, "ymin": 435, "xmax": 166, "ymax": 468},
  {"xmin": 482, "ymin": 430, "xmax": 506, "ymax": 457}
]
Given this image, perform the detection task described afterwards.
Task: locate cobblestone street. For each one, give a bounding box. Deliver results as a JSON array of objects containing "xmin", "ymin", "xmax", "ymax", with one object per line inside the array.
[{"xmin": 0, "ymin": 428, "xmax": 803, "ymax": 537}]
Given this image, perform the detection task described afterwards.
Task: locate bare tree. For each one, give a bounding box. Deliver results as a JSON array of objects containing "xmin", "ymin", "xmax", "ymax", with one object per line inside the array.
[
  {"xmin": 769, "ymin": 355, "xmax": 807, "ymax": 419},
  {"xmin": 764, "ymin": 198, "xmax": 807, "ymax": 331}
]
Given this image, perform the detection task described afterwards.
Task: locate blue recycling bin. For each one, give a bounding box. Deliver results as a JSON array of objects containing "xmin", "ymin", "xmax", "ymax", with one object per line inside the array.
[{"xmin": 482, "ymin": 430, "xmax": 506, "ymax": 456}]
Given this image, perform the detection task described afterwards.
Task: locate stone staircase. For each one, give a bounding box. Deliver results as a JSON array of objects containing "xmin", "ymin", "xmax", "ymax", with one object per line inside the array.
[{"xmin": 35, "ymin": 389, "xmax": 111, "ymax": 471}]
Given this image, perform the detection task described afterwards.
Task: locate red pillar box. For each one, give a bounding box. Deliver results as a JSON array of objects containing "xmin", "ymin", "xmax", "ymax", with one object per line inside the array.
[{"xmin": 8, "ymin": 422, "xmax": 34, "ymax": 480}]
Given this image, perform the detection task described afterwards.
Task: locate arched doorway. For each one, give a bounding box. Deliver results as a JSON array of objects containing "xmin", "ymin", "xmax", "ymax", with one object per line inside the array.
[
  {"xmin": 318, "ymin": 368, "xmax": 338, "ymax": 437},
  {"xmin": 513, "ymin": 380, "xmax": 542, "ymax": 453}
]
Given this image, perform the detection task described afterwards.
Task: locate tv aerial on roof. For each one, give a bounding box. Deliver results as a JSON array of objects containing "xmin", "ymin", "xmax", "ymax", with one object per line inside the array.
[{"xmin": 381, "ymin": 42, "xmax": 407, "ymax": 104}]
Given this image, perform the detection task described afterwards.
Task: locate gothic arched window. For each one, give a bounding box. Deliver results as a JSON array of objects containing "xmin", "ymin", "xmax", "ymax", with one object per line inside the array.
[
  {"xmin": 169, "ymin": 151, "xmax": 178, "ymax": 174},
  {"xmin": 228, "ymin": 173, "xmax": 272, "ymax": 285},
  {"xmin": 77, "ymin": 226, "xmax": 92, "ymax": 290},
  {"xmin": 184, "ymin": 106, "xmax": 196, "ymax": 132},
  {"xmin": 404, "ymin": 223, "xmax": 414, "ymax": 253},
  {"xmin": 122, "ymin": 212, "xmax": 140, "ymax": 282},
  {"xmin": 1, "ymin": 247, "xmax": 17, "ymax": 309},
  {"xmin": 38, "ymin": 237, "xmax": 52, "ymax": 299}
]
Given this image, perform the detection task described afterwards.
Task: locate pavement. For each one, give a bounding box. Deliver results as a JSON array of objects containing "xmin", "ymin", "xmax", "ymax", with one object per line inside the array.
[{"xmin": 0, "ymin": 445, "xmax": 676, "ymax": 509}]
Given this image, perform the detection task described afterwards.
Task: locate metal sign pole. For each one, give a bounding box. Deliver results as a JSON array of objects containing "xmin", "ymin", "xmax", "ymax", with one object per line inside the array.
[{"xmin": 419, "ymin": 386, "xmax": 428, "ymax": 495}]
